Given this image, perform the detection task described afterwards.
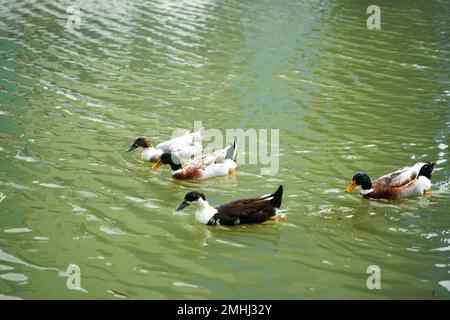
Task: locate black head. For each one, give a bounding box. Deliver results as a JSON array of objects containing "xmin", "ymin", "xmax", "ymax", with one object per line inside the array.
[
  {"xmin": 160, "ymin": 153, "xmax": 181, "ymax": 165},
  {"xmin": 418, "ymin": 162, "xmax": 435, "ymax": 180},
  {"xmin": 184, "ymin": 191, "xmax": 206, "ymax": 202},
  {"xmin": 175, "ymin": 191, "xmax": 207, "ymax": 211},
  {"xmin": 127, "ymin": 137, "xmax": 151, "ymax": 152},
  {"xmin": 346, "ymin": 172, "xmax": 372, "ymax": 192},
  {"xmin": 152, "ymin": 153, "xmax": 182, "ymax": 171}
]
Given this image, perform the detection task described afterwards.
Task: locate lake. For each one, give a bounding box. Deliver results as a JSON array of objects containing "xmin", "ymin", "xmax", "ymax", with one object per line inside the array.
[{"xmin": 0, "ymin": 0, "xmax": 449, "ymax": 299}]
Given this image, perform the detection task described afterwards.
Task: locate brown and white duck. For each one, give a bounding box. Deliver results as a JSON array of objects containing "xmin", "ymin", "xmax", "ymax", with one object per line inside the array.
[
  {"xmin": 345, "ymin": 162, "xmax": 435, "ymax": 200},
  {"xmin": 151, "ymin": 143, "xmax": 237, "ymax": 180}
]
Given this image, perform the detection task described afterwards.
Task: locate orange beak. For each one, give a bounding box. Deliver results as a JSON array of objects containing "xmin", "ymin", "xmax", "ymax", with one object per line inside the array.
[
  {"xmin": 151, "ymin": 160, "xmax": 164, "ymax": 170},
  {"xmin": 345, "ymin": 180, "xmax": 357, "ymax": 193}
]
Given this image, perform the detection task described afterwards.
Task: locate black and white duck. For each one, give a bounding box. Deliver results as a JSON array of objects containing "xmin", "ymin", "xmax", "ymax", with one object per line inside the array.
[{"xmin": 175, "ymin": 185, "xmax": 285, "ymax": 225}]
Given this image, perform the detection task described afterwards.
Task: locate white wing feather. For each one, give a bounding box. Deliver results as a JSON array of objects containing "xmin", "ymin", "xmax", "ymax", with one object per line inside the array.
[
  {"xmin": 155, "ymin": 128, "xmax": 204, "ymax": 158},
  {"xmin": 376, "ymin": 162, "xmax": 425, "ymax": 187},
  {"xmin": 186, "ymin": 143, "xmax": 234, "ymax": 169}
]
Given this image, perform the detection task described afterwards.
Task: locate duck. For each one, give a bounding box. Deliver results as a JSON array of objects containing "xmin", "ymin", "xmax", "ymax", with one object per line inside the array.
[
  {"xmin": 151, "ymin": 143, "xmax": 237, "ymax": 180},
  {"xmin": 345, "ymin": 162, "xmax": 435, "ymax": 200},
  {"xmin": 175, "ymin": 185, "xmax": 284, "ymax": 225},
  {"xmin": 127, "ymin": 127, "xmax": 204, "ymax": 163}
]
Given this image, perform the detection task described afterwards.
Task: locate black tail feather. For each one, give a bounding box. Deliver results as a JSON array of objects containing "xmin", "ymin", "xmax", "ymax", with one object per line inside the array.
[
  {"xmin": 418, "ymin": 162, "xmax": 435, "ymax": 180},
  {"xmin": 269, "ymin": 185, "xmax": 283, "ymax": 209},
  {"xmin": 225, "ymin": 142, "xmax": 236, "ymax": 160}
]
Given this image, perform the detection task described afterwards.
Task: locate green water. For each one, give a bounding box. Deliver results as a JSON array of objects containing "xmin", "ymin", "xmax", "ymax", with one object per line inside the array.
[{"xmin": 0, "ymin": 0, "xmax": 449, "ymax": 299}]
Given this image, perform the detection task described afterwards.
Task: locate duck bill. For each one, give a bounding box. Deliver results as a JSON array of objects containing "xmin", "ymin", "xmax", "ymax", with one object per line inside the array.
[
  {"xmin": 345, "ymin": 180, "xmax": 357, "ymax": 193},
  {"xmin": 126, "ymin": 144, "xmax": 138, "ymax": 152},
  {"xmin": 175, "ymin": 200, "xmax": 190, "ymax": 211},
  {"xmin": 151, "ymin": 160, "xmax": 164, "ymax": 170}
]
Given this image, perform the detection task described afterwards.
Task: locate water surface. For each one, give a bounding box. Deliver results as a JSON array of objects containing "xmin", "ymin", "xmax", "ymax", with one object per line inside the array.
[{"xmin": 0, "ymin": 0, "xmax": 449, "ymax": 299}]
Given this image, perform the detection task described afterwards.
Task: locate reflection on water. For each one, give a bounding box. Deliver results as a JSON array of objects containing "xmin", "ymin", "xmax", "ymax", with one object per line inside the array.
[{"xmin": 0, "ymin": 0, "xmax": 449, "ymax": 299}]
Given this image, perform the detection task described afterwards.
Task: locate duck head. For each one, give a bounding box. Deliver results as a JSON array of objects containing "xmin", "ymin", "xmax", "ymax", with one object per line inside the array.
[
  {"xmin": 346, "ymin": 172, "xmax": 372, "ymax": 193},
  {"xmin": 151, "ymin": 152, "xmax": 182, "ymax": 171},
  {"xmin": 175, "ymin": 191, "xmax": 207, "ymax": 211},
  {"xmin": 127, "ymin": 137, "xmax": 151, "ymax": 152}
]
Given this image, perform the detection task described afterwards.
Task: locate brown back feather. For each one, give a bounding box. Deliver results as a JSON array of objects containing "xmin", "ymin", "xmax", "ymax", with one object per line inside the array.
[
  {"xmin": 374, "ymin": 169, "xmax": 416, "ymax": 189},
  {"xmin": 214, "ymin": 198, "xmax": 277, "ymax": 224},
  {"xmin": 172, "ymin": 168, "xmax": 202, "ymax": 180}
]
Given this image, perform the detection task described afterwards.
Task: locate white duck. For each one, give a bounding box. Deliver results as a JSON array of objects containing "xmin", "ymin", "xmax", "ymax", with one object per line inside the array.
[{"xmin": 127, "ymin": 127, "xmax": 204, "ymax": 163}]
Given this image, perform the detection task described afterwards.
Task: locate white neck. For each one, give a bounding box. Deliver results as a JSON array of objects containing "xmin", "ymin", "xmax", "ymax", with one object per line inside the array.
[
  {"xmin": 361, "ymin": 188, "xmax": 374, "ymax": 195},
  {"xmin": 141, "ymin": 147, "xmax": 162, "ymax": 162},
  {"xmin": 194, "ymin": 198, "xmax": 217, "ymax": 224},
  {"xmin": 417, "ymin": 175, "xmax": 432, "ymax": 190}
]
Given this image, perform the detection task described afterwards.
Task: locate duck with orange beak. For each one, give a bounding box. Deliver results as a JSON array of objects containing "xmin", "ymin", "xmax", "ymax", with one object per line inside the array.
[
  {"xmin": 152, "ymin": 143, "xmax": 237, "ymax": 180},
  {"xmin": 345, "ymin": 162, "xmax": 435, "ymax": 200}
]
